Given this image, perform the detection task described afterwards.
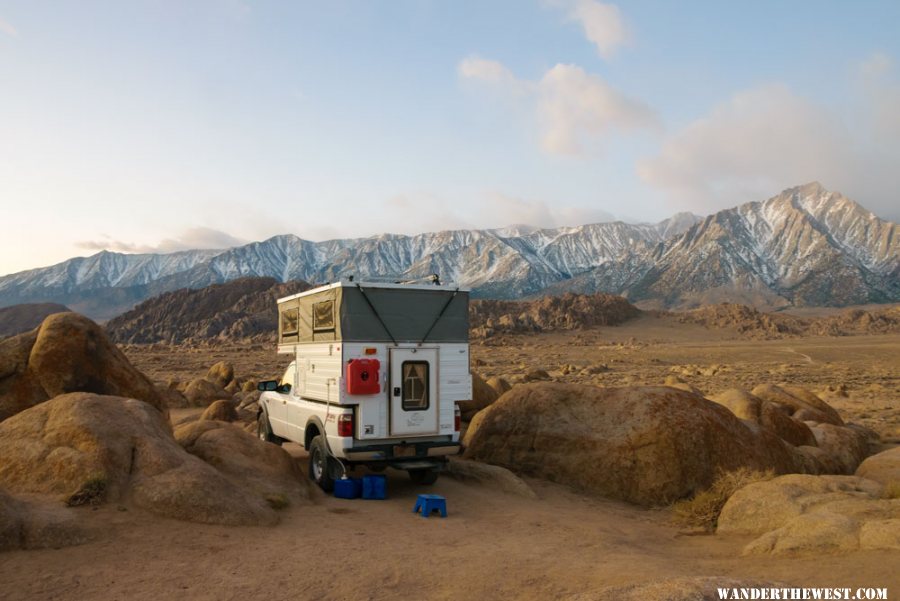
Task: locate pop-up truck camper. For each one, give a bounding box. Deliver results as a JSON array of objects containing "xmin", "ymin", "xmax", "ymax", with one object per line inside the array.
[{"xmin": 257, "ymin": 278, "xmax": 472, "ymax": 490}]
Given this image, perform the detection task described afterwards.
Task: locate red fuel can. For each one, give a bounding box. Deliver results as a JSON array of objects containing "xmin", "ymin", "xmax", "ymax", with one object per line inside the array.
[{"xmin": 346, "ymin": 358, "xmax": 381, "ymax": 395}]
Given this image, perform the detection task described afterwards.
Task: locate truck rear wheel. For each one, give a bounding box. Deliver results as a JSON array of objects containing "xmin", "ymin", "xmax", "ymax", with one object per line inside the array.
[
  {"xmin": 408, "ymin": 468, "xmax": 439, "ymax": 485},
  {"xmin": 257, "ymin": 412, "xmax": 282, "ymax": 446},
  {"xmin": 309, "ymin": 435, "xmax": 339, "ymax": 492}
]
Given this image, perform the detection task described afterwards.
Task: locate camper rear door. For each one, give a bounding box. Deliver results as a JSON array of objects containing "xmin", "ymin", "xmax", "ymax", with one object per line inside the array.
[{"xmin": 389, "ymin": 348, "xmax": 439, "ymax": 436}]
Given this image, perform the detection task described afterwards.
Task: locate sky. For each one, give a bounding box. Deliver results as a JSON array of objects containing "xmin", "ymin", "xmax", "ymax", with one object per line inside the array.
[{"xmin": 1, "ymin": 0, "xmax": 899, "ymax": 276}]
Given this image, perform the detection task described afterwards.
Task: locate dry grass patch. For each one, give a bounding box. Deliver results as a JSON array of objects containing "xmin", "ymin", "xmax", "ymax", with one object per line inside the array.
[
  {"xmin": 65, "ymin": 476, "xmax": 108, "ymax": 507},
  {"xmin": 671, "ymin": 468, "xmax": 775, "ymax": 531}
]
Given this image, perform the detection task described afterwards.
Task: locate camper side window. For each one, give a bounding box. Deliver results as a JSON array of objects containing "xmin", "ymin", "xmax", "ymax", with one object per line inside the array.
[
  {"xmin": 281, "ymin": 308, "xmax": 299, "ymax": 336},
  {"xmin": 313, "ymin": 300, "xmax": 334, "ymax": 331},
  {"xmin": 401, "ymin": 361, "xmax": 429, "ymax": 411}
]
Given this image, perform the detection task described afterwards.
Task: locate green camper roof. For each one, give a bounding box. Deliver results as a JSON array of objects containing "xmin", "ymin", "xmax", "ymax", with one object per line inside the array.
[{"xmin": 277, "ymin": 280, "xmax": 470, "ymax": 344}]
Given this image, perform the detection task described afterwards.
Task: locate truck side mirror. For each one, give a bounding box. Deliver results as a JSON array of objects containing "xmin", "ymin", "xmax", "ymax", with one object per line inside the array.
[{"xmin": 258, "ymin": 380, "xmax": 279, "ymax": 392}]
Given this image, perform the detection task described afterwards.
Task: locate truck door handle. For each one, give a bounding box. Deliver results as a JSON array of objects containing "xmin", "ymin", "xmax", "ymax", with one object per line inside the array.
[{"xmin": 393, "ymin": 387, "xmax": 401, "ymax": 397}]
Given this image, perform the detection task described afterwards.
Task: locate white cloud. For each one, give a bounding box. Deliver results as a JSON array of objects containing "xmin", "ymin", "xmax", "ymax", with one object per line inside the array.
[
  {"xmin": 458, "ymin": 56, "xmax": 519, "ymax": 87},
  {"xmin": 459, "ymin": 58, "xmax": 657, "ymax": 156},
  {"xmin": 0, "ymin": 17, "xmax": 18, "ymax": 38},
  {"xmin": 567, "ymin": 0, "xmax": 629, "ymax": 59},
  {"xmin": 77, "ymin": 227, "xmax": 247, "ymax": 254},
  {"xmin": 637, "ymin": 84, "xmax": 848, "ymax": 208},
  {"xmin": 859, "ymin": 53, "xmax": 900, "ymax": 141},
  {"xmin": 860, "ymin": 52, "xmax": 892, "ymax": 78},
  {"xmin": 637, "ymin": 75, "xmax": 900, "ymax": 219},
  {"xmin": 538, "ymin": 63, "xmax": 657, "ymax": 155}
]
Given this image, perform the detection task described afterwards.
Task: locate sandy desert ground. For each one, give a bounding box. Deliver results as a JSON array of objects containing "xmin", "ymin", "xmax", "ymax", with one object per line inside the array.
[
  {"xmin": 1, "ymin": 444, "xmax": 897, "ymax": 601},
  {"xmin": 2, "ymin": 313, "xmax": 897, "ymax": 600}
]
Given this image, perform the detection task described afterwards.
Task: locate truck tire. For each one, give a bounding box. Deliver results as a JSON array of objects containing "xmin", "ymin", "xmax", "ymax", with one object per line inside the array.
[
  {"xmin": 308, "ymin": 435, "xmax": 338, "ymax": 492},
  {"xmin": 408, "ymin": 468, "xmax": 439, "ymax": 485},
  {"xmin": 257, "ymin": 412, "xmax": 283, "ymax": 446}
]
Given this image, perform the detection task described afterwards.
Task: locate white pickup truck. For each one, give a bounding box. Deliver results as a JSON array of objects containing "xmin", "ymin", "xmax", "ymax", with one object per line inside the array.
[{"xmin": 256, "ymin": 279, "xmax": 472, "ymax": 491}]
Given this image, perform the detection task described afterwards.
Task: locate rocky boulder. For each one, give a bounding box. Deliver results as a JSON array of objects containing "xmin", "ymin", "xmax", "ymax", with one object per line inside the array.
[
  {"xmin": 183, "ymin": 377, "xmax": 230, "ymax": 406},
  {"xmin": 717, "ymin": 474, "xmax": 899, "ymax": 555},
  {"xmin": 751, "ymin": 384, "xmax": 843, "ymax": 426},
  {"xmin": 446, "ymin": 458, "xmax": 536, "ymax": 499},
  {"xmin": 709, "ymin": 388, "xmax": 817, "ymax": 448},
  {"xmin": 0, "ymin": 489, "xmax": 91, "ymax": 551},
  {"xmin": 522, "ymin": 369, "xmax": 551, "ymax": 382},
  {"xmin": 855, "ymin": 446, "xmax": 900, "ymax": 486},
  {"xmin": 0, "ymin": 313, "xmax": 167, "ymax": 422},
  {"xmin": 175, "ymin": 420, "xmax": 310, "ymax": 504},
  {"xmin": 156, "ymin": 385, "xmax": 189, "ymax": 409},
  {"xmin": 200, "ymin": 399, "xmax": 239, "ymax": 422},
  {"xmin": 206, "ymin": 361, "xmax": 235, "ymax": 389},
  {"xmin": 458, "ymin": 373, "xmax": 500, "ymax": 421},
  {"xmin": 463, "ymin": 383, "xmax": 804, "ymax": 506},
  {"xmin": 485, "ymin": 376, "xmax": 512, "ymax": 397},
  {"xmin": 808, "ymin": 423, "xmax": 871, "ymax": 474},
  {"xmin": 0, "ymin": 393, "xmax": 301, "ymax": 526}
]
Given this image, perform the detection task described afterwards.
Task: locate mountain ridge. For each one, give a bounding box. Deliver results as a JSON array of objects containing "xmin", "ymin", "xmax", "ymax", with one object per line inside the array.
[
  {"xmin": 1, "ymin": 183, "xmax": 896, "ymax": 318},
  {"xmin": 546, "ymin": 183, "xmax": 898, "ymax": 309}
]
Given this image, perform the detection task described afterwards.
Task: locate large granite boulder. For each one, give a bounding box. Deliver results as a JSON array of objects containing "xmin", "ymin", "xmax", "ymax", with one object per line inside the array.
[
  {"xmin": 0, "ymin": 393, "xmax": 305, "ymax": 526},
  {"xmin": 0, "ymin": 313, "xmax": 167, "ymax": 422},
  {"xmin": 463, "ymin": 383, "xmax": 805, "ymax": 506},
  {"xmin": 718, "ymin": 474, "xmax": 899, "ymax": 555}
]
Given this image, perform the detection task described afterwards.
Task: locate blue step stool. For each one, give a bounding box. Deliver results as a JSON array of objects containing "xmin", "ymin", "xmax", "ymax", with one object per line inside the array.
[{"xmin": 413, "ymin": 494, "xmax": 447, "ymax": 518}]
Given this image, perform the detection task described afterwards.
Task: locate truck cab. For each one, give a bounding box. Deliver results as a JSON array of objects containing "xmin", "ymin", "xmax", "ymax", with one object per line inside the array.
[{"xmin": 257, "ymin": 279, "xmax": 471, "ymax": 490}]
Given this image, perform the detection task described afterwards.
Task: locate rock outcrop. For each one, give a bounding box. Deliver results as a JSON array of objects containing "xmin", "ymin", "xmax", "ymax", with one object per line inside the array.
[
  {"xmin": 0, "ymin": 313, "xmax": 167, "ymax": 422},
  {"xmin": 183, "ymin": 377, "xmax": 230, "ymax": 407},
  {"xmin": 855, "ymin": 447, "xmax": 900, "ymax": 486},
  {"xmin": 709, "ymin": 388, "xmax": 817, "ymax": 448},
  {"xmin": 0, "ymin": 393, "xmax": 305, "ymax": 526},
  {"xmin": 446, "ymin": 458, "xmax": 536, "ymax": 499},
  {"xmin": 808, "ymin": 423, "xmax": 871, "ymax": 474},
  {"xmin": 717, "ymin": 474, "xmax": 899, "ymax": 555},
  {"xmin": 751, "ymin": 384, "xmax": 843, "ymax": 426},
  {"xmin": 0, "ymin": 303, "xmax": 70, "ymax": 339},
  {"xmin": 458, "ymin": 374, "xmax": 500, "ymax": 422},
  {"xmin": 104, "ymin": 277, "xmax": 312, "ymax": 344},
  {"xmin": 485, "ymin": 376, "xmax": 512, "ymax": 397},
  {"xmin": 199, "ymin": 399, "xmax": 239, "ymax": 422},
  {"xmin": 175, "ymin": 420, "xmax": 310, "ymax": 505},
  {"xmin": 463, "ymin": 383, "xmax": 806, "ymax": 506},
  {"xmin": 470, "ymin": 293, "xmax": 640, "ymax": 338},
  {"xmin": 206, "ymin": 361, "xmax": 235, "ymax": 389}
]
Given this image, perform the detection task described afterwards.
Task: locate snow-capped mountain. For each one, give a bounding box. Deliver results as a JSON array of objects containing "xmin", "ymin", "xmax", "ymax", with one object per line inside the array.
[
  {"xmin": 551, "ymin": 183, "xmax": 899, "ymax": 308},
  {"xmin": 0, "ymin": 183, "xmax": 896, "ymax": 319},
  {"xmin": 0, "ymin": 215, "xmax": 699, "ymax": 319}
]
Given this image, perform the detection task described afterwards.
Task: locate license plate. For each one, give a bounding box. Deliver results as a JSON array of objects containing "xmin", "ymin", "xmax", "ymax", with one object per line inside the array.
[{"xmin": 393, "ymin": 445, "xmax": 416, "ymax": 458}]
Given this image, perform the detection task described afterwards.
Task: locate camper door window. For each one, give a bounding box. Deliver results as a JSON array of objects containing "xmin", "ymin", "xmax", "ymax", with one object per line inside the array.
[
  {"xmin": 313, "ymin": 300, "xmax": 335, "ymax": 331},
  {"xmin": 401, "ymin": 361, "xmax": 429, "ymax": 411}
]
